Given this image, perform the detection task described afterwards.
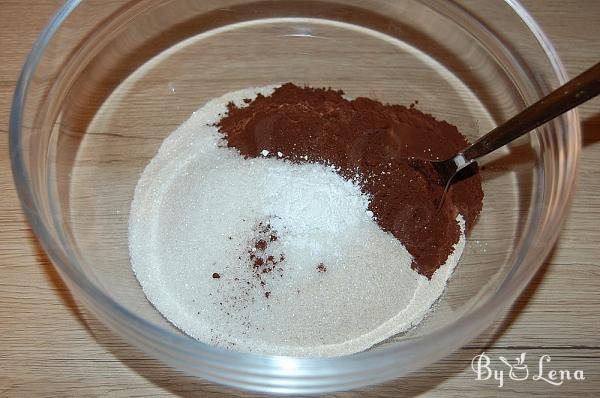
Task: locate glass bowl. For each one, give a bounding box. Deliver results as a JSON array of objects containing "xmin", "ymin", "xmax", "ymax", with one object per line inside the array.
[{"xmin": 10, "ymin": 0, "xmax": 579, "ymax": 394}]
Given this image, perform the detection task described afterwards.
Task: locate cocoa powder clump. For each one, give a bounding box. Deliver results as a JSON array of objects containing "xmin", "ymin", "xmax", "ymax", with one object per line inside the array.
[{"xmin": 217, "ymin": 83, "xmax": 483, "ymax": 278}]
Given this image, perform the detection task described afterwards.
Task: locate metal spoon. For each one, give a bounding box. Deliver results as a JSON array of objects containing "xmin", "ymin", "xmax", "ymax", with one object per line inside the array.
[{"xmin": 431, "ymin": 61, "xmax": 600, "ymax": 209}]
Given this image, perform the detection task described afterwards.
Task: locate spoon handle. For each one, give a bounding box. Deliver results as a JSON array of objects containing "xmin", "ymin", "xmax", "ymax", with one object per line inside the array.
[{"xmin": 462, "ymin": 62, "xmax": 600, "ymax": 162}]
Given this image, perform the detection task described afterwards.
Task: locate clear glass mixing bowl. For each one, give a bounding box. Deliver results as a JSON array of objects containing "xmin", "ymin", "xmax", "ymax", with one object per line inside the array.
[{"xmin": 10, "ymin": 0, "xmax": 579, "ymax": 394}]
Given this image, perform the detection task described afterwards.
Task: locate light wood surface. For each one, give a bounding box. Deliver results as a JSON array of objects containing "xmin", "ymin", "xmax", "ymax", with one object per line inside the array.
[{"xmin": 1, "ymin": 1, "xmax": 598, "ymax": 396}]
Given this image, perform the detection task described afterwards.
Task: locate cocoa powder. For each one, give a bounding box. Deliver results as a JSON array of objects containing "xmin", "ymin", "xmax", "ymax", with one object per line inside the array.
[{"xmin": 217, "ymin": 83, "xmax": 483, "ymax": 278}]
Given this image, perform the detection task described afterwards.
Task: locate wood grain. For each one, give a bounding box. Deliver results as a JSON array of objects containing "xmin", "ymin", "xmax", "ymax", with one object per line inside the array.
[{"xmin": 1, "ymin": 1, "xmax": 599, "ymax": 396}]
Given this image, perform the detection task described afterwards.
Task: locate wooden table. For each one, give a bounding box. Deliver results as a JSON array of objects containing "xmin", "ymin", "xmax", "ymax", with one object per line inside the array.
[{"xmin": 1, "ymin": 1, "xmax": 598, "ymax": 396}]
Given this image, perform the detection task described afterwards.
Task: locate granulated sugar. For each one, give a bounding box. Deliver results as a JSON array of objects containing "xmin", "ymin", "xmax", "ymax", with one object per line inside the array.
[{"xmin": 129, "ymin": 86, "xmax": 465, "ymax": 357}]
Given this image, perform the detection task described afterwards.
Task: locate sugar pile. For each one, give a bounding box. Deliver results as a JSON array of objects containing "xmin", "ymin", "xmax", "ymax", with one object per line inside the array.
[{"xmin": 128, "ymin": 86, "xmax": 465, "ymax": 357}]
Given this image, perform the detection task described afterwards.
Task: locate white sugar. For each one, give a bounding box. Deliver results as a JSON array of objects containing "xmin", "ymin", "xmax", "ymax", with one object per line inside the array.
[{"xmin": 129, "ymin": 86, "xmax": 465, "ymax": 357}]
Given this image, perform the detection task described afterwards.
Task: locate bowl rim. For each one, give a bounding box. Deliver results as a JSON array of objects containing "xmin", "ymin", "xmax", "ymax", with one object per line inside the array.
[{"xmin": 9, "ymin": 0, "xmax": 581, "ymax": 393}]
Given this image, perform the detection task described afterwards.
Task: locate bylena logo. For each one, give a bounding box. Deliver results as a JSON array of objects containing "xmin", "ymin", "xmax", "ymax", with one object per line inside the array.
[{"xmin": 471, "ymin": 352, "xmax": 585, "ymax": 387}]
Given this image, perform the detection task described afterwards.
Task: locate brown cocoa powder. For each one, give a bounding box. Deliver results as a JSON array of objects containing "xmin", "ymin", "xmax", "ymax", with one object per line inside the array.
[{"xmin": 217, "ymin": 83, "xmax": 483, "ymax": 278}]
